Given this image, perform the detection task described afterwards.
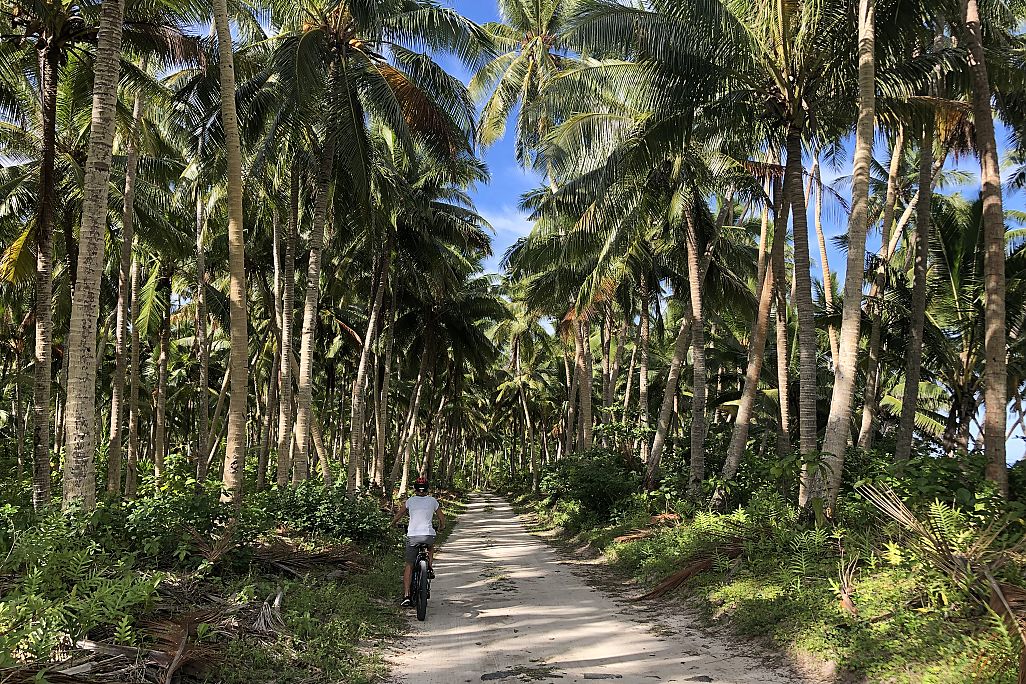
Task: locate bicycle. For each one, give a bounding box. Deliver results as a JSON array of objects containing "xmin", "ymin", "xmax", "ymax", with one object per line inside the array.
[{"xmin": 410, "ymin": 542, "xmax": 432, "ymax": 621}]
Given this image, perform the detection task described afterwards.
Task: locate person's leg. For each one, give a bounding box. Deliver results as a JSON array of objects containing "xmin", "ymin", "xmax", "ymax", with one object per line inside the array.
[{"xmin": 403, "ymin": 562, "xmax": 413, "ymax": 597}]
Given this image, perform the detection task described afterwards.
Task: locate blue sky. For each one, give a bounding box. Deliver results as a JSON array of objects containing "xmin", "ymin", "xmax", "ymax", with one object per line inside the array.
[
  {"xmin": 439, "ymin": 0, "xmax": 1025, "ymax": 463},
  {"xmin": 439, "ymin": 1, "xmax": 540, "ymax": 273}
]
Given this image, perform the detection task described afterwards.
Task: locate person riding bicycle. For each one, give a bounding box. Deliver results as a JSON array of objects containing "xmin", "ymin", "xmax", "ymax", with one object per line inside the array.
[{"xmin": 391, "ymin": 475, "xmax": 446, "ymax": 607}]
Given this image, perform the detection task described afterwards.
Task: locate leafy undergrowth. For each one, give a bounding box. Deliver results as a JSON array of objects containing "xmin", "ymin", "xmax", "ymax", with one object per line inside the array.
[
  {"xmin": 0, "ymin": 464, "xmax": 466, "ymax": 684},
  {"xmin": 503, "ymin": 451, "xmax": 1025, "ymax": 684}
]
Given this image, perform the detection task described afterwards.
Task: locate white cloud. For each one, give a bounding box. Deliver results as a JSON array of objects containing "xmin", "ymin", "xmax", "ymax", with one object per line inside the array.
[{"xmin": 481, "ymin": 207, "xmax": 534, "ymax": 238}]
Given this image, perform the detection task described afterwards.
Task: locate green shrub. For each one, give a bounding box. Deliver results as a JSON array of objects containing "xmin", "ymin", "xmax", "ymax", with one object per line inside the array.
[
  {"xmin": 540, "ymin": 448, "xmax": 641, "ymax": 521},
  {"xmin": 251, "ymin": 482, "xmax": 389, "ymax": 544}
]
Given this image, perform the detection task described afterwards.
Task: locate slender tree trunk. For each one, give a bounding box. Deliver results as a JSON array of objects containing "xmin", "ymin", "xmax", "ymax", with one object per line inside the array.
[
  {"xmin": 609, "ymin": 316, "xmax": 627, "ymax": 412},
  {"xmin": 565, "ymin": 343, "xmax": 578, "ymax": 455},
  {"xmin": 773, "ymin": 184, "xmax": 793, "ymax": 461},
  {"xmin": 646, "ymin": 317, "xmax": 692, "ymax": 489},
  {"xmin": 213, "ymin": 0, "xmax": 249, "ymax": 504},
  {"xmin": 638, "ymin": 282, "xmax": 651, "ymax": 463},
  {"xmin": 107, "ymin": 85, "xmax": 144, "ymax": 496},
  {"xmin": 348, "ymin": 253, "xmax": 390, "ymax": 495},
  {"xmin": 721, "ymin": 202, "xmax": 785, "ymax": 486},
  {"xmin": 621, "ymin": 336, "xmax": 637, "ymax": 424},
  {"xmin": 601, "ymin": 305, "xmax": 613, "ymax": 420},
  {"xmin": 810, "ymin": 155, "xmax": 839, "ymax": 363},
  {"xmin": 815, "ymin": 0, "xmax": 876, "ymax": 510},
  {"xmin": 376, "ymin": 305, "xmax": 396, "ymax": 486},
  {"xmin": 194, "ymin": 194, "xmax": 211, "ymax": 480},
  {"xmin": 684, "ymin": 212, "xmax": 708, "ymax": 498},
  {"xmin": 258, "ymin": 345, "xmax": 280, "ymax": 490},
  {"xmin": 389, "ymin": 352, "xmax": 428, "ymax": 496},
  {"xmin": 785, "ymin": 127, "xmax": 820, "ymax": 474},
  {"xmin": 756, "ymin": 174, "xmax": 772, "ymax": 300},
  {"xmin": 153, "ymin": 269, "xmax": 171, "ymax": 482},
  {"xmin": 31, "ymin": 47, "xmax": 59, "ymax": 511},
  {"xmin": 858, "ymin": 126, "xmax": 906, "ymax": 448},
  {"xmin": 895, "ymin": 121, "xmax": 936, "ymax": 461},
  {"xmin": 61, "ymin": 0, "xmax": 127, "ymax": 510},
  {"xmin": 206, "ymin": 369, "xmax": 231, "ymax": 459},
  {"xmin": 125, "ymin": 257, "xmax": 142, "ymax": 499},
  {"xmin": 293, "ymin": 138, "xmax": 335, "ymax": 483},
  {"xmin": 574, "ymin": 320, "xmax": 593, "ymax": 449},
  {"xmin": 276, "ymin": 167, "xmax": 299, "ymax": 487},
  {"xmin": 962, "ymin": 0, "xmax": 1008, "ymax": 494},
  {"xmin": 375, "ymin": 300, "xmax": 396, "ymax": 487}
]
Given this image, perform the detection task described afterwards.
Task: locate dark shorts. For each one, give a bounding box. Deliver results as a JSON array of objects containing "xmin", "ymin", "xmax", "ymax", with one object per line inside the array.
[{"xmin": 405, "ymin": 535, "xmax": 435, "ymax": 564}]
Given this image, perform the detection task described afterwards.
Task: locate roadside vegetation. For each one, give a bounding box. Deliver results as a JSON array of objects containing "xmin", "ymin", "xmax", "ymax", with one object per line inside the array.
[
  {"xmin": 0, "ymin": 464, "xmax": 465, "ymax": 683},
  {"xmin": 503, "ymin": 446, "xmax": 1026, "ymax": 683}
]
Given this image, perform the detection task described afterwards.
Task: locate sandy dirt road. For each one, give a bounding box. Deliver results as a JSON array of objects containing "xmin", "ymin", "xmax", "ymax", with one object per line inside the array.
[{"xmin": 388, "ymin": 493, "xmax": 811, "ymax": 684}]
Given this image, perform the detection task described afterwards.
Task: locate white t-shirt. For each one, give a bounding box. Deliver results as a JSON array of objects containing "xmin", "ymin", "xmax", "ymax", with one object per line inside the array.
[{"xmin": 406, "ymin": 495, "xmax": 439, "ymax": 536}]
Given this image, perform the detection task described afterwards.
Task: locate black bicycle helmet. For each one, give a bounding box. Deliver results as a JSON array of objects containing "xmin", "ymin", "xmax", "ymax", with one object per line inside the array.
[{"xmin": 414, "ymin": 476, "xmax": 429, "ymax": 493}]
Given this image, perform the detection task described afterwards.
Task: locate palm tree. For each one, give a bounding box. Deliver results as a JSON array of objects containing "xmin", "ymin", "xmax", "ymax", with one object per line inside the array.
[
  {"xmin": 211, "ymin": 0, "xmax": 249, "ymax": 504},
  {"xmin": 471, "ymin": 0, "xmax": 569, "ymax": 176},
  {"xmin": 959, "ymin": 0, "xmax": 1010, "ymax": 494},
  {"xmin": 60, "ymin": 0, "xmax": 128, "ymax": 509},
  {"xmin": 815, "ymin": 0, "xmax": 877, "ymax": 510}
]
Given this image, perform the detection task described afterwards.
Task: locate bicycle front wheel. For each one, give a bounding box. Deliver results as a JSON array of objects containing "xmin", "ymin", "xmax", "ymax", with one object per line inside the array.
[{"xmin": 416, "ymin": 559, "xmax": 429, "ymax": 621}]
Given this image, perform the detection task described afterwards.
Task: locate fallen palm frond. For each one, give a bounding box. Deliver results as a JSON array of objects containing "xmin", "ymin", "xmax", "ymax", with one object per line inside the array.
[
  {"xmin": 613, "ymin": 529, "xmax": 655, "ymax": 543},
  {"xmin": 858, "ymin": 484, "xmax": 1026, "ymax": 683},
  {"xmin": 650, "ymin": 513, "xmax": 681, "ymax": 526},
  {"xmin": 0, "ymin": 657, "xmax": 138, "ymax": 683},
  {"xmin": 253, "ymin": 588, "xmax": 288, "ymax": 635},
  {"xmin": 253, "ymin": 537, "xmax": 364, "ymax": 578},
  {"xmin": 613, "ymin": 513, "xmax": 683, "ymax": 543},
  {"xmin": 836, "ymin": 552, "xmax": 859, "ymax": 617},
  {"xmin": 185, "ymin": 519, "xmax": 240, "ymax": 566},
  {"xmin": 635, "ymin": 542, "xmax": 744, "ymax": 601}
]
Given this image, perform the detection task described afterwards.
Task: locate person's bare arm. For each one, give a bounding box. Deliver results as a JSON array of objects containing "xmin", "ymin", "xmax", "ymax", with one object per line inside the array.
[
  {"xmin": 435, "ymin": 504, "xmax": 447, "ymax": 530},
  {"xmin": 390, "ymin": 502, "xmax": 408, "ymax": 527}
]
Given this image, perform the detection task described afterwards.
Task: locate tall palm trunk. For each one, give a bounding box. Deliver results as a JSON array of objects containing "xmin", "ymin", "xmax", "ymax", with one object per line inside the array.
[
  {"xmin": 895, "ymin": 121, "xmax": 935, "ymax": 462},
  {"xmin": 276, "ymin": 167, "xmax": 299, "ymax": 487},
  {"xmin": 388, "ymin": 350, "xmax": 428, "ymax": 496},
  {"xmin": 638, "ymin": 281, "xmax": 651, "ymax": 463},
  {"xmin": 374, "ymin": 302, "xmax": 395, "ymax": 487},
  {"xmin": 153, "ymin": 269, "xmax": 171, "ymax": 482},
  {"xmin": 107, "ymin": 86, "xmax": 144, "ymax": 495},
  {"xmin": 213, "ymin": 0, "xmax": 249, "ymax": 504},
  {"xmin": 962, "ymin": 0, "xmax": 1008, "ymax": 494},
  {"xmin": 348, "ymin": 252, "xmax": 390, "ymax": 495},
  {"xmin": 684, "ymin": 211, "xmax": 708, "ymax": 498},
  {"xmin": 125, "ymin": 256, "xmax": 142, "ymax": 498},
  {"xmin": 195, "ymin": 194, "xmax": 210, "ymax": 480},
  {"xmin": 31, "ymin": 47, "xmax": 59, "ymax": 511},
  {"xmin": 816, "ymin": 0, "xmax": 876, "ymax": 509},
  {"xmin": 61, "ymin": 0, "xmax": 127, "ymax": 510},
  {"xmin": 609, "ymin": 317, "xmax": 627, "ymax": 413},
  {"xmin": 810, "ymin": 156, "xmax": 839, "ymax": 363},
  {"xmin": 257, "ymin": 345, "xmax": 280, "ymax": 490},
  {"xmin": 785, "ymin": 128, "xmax": 819, "ymax": 466},
  {"xmin": 601, "ymin": 305, "xmax": 613, "ymax": 420},
  {"xmin": 773, "ymin": 184, "xmax": 793, "ymax": 461},
  {"xmin": 645, "ymin": 317, "xmax": 692, "ymax": 489},
  {"xmin": 858, "ymin": 127, "xmax": 906, "ymax": 448},
  {"xmin": 574, "ymin": 320, "xmax": 593, "ymax": 450},
  {"xmin": 564, "ymin": 343, "xmax": 578, "ymax": 455},
  {"xmin": 721, "ymin": 199, "xmax": 787, "ymax": 486},
  {"xmin": 293, "ymin": 138, "xmax": 335, "ymax": 483}
]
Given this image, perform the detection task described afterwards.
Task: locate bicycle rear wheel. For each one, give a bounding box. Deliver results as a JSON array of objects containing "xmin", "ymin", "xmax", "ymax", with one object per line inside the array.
[{"xmin": 416, "ymin": 559, "xmax": 429, "ymax": 621}]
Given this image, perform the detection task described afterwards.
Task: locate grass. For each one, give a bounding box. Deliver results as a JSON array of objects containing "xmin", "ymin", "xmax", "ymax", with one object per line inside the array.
[
  {"xmin": 205, "ymin": 554, "xmax": 404, "ymax": 684},
  {"xmin": 513, "ymin": 493, "xmax": 1022, "ymax": 684},
  {"xmin": 207, "ymin": 491, "xmax": 467, "ymax": 684}
]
